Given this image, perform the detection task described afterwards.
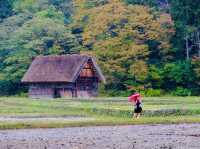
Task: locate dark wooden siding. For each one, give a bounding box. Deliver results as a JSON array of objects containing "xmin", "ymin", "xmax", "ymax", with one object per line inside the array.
[
  {"xmin": 75, "ymin": 60, "xmax": 99, "ymax": 97},
  {"xmin": 79, "ymin": 60, "xmax": 95, "ymax": 77},
  {"xmin": 28, "ymin": 83, "xmax": 75, "ymax": 98},
  {"xmin": 29, "ymin": 86, "xmax": 54, "ymax": 99}
]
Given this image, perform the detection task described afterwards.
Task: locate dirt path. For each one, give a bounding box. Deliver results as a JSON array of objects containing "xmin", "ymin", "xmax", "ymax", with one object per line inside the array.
[
  {"xmin": 0, "ymin": 124, "xmax": 200, "ymax": 149},
  {"xmin": 0, "ymin": 116, "xmax": 94, "ymax": 122}
]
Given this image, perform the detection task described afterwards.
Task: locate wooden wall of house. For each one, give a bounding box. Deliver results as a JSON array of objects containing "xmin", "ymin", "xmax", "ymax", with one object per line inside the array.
[
  {"xmin": 58, "ymin": 88, "xmax": 73, "ymax": 98},
  {"xmin": 75, "ymin": 60, "xmax": 99, "ymax": 98},
  {"xmin": 29, "ymin": 86, "xmax": 54, "ymax": 99},
  {"xmin": 76, "ymin": 90, "xmax": 98, "ymax": 98},
  {"xmin": 79, "ymin": 60, "xmax": 96, "ymax": 78},
  {"xmin": 28, "ymin": 83, "xmax": 75, "ymax": 99}
]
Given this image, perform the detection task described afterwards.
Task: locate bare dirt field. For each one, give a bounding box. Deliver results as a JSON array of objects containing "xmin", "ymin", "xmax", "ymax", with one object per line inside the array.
[{"xmin": 0, "ymin": 124, "xmax": 200, "ymax": 149}]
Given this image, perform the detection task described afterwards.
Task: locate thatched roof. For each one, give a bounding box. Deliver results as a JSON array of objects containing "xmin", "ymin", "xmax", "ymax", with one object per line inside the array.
[{"xmin": 22, "ymin": 55, "xmax": 105, "ymax": 83}]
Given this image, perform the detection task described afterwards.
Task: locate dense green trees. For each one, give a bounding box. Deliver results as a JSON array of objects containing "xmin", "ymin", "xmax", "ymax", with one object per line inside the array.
[
  {"xmin": 169, "ymin": 0, "xmax": 200, "ymax": 58},
  {"xmin": 168, "ymin": 0, "xmax": 200, "ymax": 95},
  {"xmin": 0, "ymin": 0, "xmax": 200, "ymax": 96},
  {"xmin": 0, "ymin": 0, "xmax": 81, "ymax": 95},
  {"xmin": 0, "ymin": 0, "xmax": 14, "ymax": 20}
]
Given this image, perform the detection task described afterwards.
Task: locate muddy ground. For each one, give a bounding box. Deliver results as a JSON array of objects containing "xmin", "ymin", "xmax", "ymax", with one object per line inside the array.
[{"xmin": 0, "ymin": 124, "xmax": 200, "ymax": 149}]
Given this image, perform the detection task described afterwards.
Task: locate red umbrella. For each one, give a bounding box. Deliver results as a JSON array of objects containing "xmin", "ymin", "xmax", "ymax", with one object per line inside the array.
[{"xmin": 128, "ymin": 93, "xmax": 141, "ymax": 103}]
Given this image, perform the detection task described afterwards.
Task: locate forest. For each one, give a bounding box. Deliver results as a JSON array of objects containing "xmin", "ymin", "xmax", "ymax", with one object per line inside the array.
[{"xmin": 0, "ymin": 0, "xmax": 200, "ymax": 96}]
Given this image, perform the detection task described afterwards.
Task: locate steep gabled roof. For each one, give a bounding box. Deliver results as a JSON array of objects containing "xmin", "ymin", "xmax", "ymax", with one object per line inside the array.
[{"xmin": 21, "ymin": 54, "xmax": 105, "ymax": 83}]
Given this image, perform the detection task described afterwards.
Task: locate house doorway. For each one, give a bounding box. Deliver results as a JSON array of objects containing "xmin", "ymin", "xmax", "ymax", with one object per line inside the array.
[{"xmin": 54, "ymin": 89, "xmax": 61, "ymax": 98}]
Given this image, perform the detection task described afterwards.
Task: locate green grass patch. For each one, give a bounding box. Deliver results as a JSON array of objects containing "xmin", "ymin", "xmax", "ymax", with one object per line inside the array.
[{"xmin": 0, "ymin": 96, "xmax": 200, "ymax": 129}]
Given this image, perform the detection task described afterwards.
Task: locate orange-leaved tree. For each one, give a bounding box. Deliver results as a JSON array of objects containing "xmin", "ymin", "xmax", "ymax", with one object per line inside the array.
[{"xmin": 73, "ymin": 0, "xmax": 173, "ymax": 92}]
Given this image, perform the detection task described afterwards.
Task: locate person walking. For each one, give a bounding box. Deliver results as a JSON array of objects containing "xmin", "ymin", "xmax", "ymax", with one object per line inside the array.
[
  {"xmin": 128, "ymin": 93, "xmax": 143, "ymax": 119},
  {"xmin": 133, "ymin": 98, "xmax": 142, "ymax": 118}
]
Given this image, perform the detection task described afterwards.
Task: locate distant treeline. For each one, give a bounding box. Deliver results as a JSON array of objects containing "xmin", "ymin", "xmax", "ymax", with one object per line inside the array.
[{"xmin": 0, "ymin": 0, "xmax": 200, "ymax": 96}]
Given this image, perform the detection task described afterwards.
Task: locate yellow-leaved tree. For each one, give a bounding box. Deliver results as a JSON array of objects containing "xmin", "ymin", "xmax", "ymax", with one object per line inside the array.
[{"xmin": 73, "ymin": 0, "xmax": 173, "ymax": 92}]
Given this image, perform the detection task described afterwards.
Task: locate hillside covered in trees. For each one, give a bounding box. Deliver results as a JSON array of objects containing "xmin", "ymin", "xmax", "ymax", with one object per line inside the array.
[{"xmin": 0, "ymin": 0, "xmax": 200, "ymax": 96}]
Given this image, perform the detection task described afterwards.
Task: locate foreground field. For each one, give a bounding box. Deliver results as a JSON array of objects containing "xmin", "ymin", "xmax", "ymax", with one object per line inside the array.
[
  {"xmin": 0, "ymin": 97, "xmax": 200, "ymax": 129},
  {"xmin": 1, "ymin": 124, "xmax": 200, "ymax": 149}
]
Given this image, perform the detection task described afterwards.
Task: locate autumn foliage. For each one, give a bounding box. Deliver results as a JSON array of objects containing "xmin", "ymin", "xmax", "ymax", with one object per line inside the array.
[{"xmin": 73, "ymin": 0, "xmax": 173, "ymax": 93}]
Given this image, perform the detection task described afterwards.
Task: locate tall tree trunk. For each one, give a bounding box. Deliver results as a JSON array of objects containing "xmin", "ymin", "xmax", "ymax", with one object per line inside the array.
[
  {"xmin": 185, "ymin": 36, "xmax": 190, "ymax": 60},
  {"xmin": 196, "ymin": 31, "xmax": 200, "ymax": 57}
]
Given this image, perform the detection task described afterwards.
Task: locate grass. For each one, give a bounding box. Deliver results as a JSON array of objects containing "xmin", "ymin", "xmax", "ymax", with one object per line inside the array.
[{"xmin": 0, "ymin": 96, "xmax": 200, "ymax": 129}]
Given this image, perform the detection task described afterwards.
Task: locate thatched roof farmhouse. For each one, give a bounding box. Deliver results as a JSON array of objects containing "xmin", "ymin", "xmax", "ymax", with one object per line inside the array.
[{"xmin": 22, "ymin": 55, "xmax": 105, "ymax": 98}]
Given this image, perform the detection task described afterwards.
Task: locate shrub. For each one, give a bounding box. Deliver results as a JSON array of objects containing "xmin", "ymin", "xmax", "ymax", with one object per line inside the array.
[
  {"xmin": 107, "ymin": 90, "xmax": 132, "ymax": 97},
  {"xmin": 142, "ymin": 89, "xmax": 162, "ymax": 97},
  {"xmin": 18, "ymin": 92, "xmax": 28, "ymax": 97},
  {"xmin": 172, "ymin": 87, "xmax": 192, "ymax": 96}
]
